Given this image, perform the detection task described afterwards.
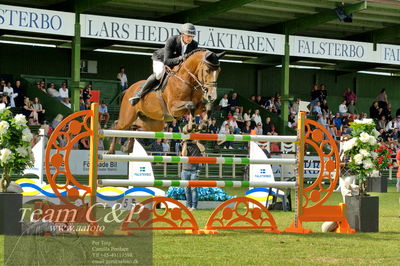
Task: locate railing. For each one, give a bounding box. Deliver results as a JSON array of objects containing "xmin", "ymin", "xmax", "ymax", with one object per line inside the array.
[{"xmin": 147, "ymin": 151, "xmax": 249, "ymax": 179}]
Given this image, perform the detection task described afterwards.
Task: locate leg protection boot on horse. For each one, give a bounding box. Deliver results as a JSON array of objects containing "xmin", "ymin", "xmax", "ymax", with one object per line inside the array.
[{"xmin": 129, "ymin": 74, "xmax": 158, "ymax": 106}]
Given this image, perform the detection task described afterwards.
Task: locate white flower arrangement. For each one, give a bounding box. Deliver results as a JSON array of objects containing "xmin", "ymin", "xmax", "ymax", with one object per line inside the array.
[
  {"xmin": 0, "ymin": 106, "xmax": 34, "ymax": 192},
  {"xmin": 342, "ymin": 118, "xmax": 380, "ymax": 194}
]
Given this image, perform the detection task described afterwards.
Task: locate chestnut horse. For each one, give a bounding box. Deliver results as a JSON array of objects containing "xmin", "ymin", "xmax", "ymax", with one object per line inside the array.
[{"xmin": 108, "ymin": 49, "xmax": 224, "ymax": 153}]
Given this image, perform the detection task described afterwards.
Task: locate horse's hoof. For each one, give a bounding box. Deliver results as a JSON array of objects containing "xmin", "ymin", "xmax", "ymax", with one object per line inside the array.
[{"xmin": 106, "ymin": 150, "xmax": 116, "ymax": 155}]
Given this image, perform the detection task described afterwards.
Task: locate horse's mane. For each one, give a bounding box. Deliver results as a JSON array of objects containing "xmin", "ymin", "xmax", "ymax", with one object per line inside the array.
[{"xmin": 184, "ymin": 48, "xmax": 209, "ymax": 60}]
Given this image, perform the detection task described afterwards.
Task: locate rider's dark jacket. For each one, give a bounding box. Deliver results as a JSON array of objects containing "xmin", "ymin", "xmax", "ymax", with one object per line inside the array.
[{"xmin": 152, "ymin": 35, "xmax": 198, "ymax": 67}]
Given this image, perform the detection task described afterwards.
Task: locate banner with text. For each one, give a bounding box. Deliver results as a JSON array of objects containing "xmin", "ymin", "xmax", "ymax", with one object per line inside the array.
[
  {"xmin": 80, "ymin": 14, "xmax": 285, "ymax": 55},
  {"xmin": 0, "ymin": 4, "xmax": 74, "ymax": 36}
]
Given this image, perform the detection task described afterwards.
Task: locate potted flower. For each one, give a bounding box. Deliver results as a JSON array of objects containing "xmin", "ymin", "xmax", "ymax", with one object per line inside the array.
[
  {"xmin": 368, "ymin": 145, "xmax": 393, "ymax": 192},
  {"xmin": 0, "ymin": 104, "xmax": 34, "ymax": 235},
  {"xmin": 341, "ymin": 118, "xmax": 380, "ymax": 232}
]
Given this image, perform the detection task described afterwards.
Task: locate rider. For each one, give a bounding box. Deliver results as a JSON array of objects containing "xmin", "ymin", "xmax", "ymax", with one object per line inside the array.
[{"xmin": 129, "ymin": 23, "xmax": 198, "ymax": 106}]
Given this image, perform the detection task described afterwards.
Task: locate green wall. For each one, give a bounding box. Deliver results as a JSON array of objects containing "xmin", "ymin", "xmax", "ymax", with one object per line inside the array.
[{"xmin": 1, "ymin": 44, "xmax": 399, "ymax": 116}]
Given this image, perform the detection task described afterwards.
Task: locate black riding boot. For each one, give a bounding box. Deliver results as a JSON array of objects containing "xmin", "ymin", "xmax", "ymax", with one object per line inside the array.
[{"xmin": 129, "ymin": 74, "xmax": 158, "ymax": 106}]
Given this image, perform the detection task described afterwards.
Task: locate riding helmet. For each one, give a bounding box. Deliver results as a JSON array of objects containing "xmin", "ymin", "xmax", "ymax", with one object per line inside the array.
[{"xmin": 180, "ymin": 23, "xmax": 196, "ymax": 36}]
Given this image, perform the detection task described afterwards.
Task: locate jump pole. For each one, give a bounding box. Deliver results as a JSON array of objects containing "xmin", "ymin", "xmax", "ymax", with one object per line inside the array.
[
  {"xmin": 99, "ymin": 154, "xmax": 296, "ymax": 165},
  {"xmin": 99, "ymin": 130, "xmax": 298, "ymax": 142},
  {"xmin": 98, "ymin": 179, "xmax": 297, "ymax": 188}
]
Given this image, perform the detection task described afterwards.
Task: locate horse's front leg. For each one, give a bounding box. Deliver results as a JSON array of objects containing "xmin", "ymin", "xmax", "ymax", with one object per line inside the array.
[{"xmin": 170, "ymin": 101, "xmax": 196, "ymax": 132}]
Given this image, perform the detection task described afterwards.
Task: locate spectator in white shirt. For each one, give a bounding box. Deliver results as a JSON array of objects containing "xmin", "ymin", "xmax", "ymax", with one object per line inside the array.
[
  {"xmin": 338, "ymin": 100, "xmax": 348, "ymax": 116},
  {"xmin": 117, "ymin": 67, "xmax": 128, "ymax": 92},
  {"xmin": 59, "ymin": 82, "xmax": 69, "ymax": 98},
  {"xmin": 219, "ymin": 93, "xmax": 229, "ymax": 111},
  {"xmin": 162, "ymin": 139, "xmax": 170, "ymax": 152},
  {"xmin": 3, "ymin": 81, "xmax": 17, "ymax": 107},
  {"xmin": 251, "ymin": 109, "xmax": 262, "ymax": 126}
]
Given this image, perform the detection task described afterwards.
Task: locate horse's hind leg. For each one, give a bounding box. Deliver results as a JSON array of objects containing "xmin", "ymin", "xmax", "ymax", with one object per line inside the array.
[{"xmin": 108, "ymin": 111, "xmax": 138, "ymax": 154}]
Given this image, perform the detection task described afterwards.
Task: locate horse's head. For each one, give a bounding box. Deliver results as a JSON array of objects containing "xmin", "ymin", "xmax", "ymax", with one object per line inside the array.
[{"xmin": 197, "ymin": 51, "xmax": 225, "ymax": 103}]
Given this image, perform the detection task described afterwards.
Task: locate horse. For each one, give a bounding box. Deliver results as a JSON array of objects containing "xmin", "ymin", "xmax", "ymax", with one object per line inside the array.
[{"xmin": 108, "ymin": 49, "xmax": 225, "ymax": 154}]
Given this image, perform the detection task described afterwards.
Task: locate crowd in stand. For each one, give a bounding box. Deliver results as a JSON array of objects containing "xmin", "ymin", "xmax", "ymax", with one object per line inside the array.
[
  {"xmin": 2, "ymin": 73, "xmax": 399, "ymax": 156},
  {"xmin": 308, "ymin": 84, "xmax": 400, "ymax": 157}
]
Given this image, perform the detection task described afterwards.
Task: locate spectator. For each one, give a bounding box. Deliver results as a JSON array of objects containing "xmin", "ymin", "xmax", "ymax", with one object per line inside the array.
[
  {"xmin": 79, "ymin": 98, "xmax": 86, "ymax": 110},
  {"xmin": 377, "ymin": 116, "xmax": 387, "ymax": 131},
  {"xmin": 52, "ymin": 114, "xmax": 63, "ymax": 129},
  {"xmin": 47, "ymin": 83, "xmax": 60, "ymax": 99},
  {"xmin": 3, "ymin": 81, "xmax": 17, "ymax": 107},
  {"xmin": 275, "ymin": 96, "xmax": 282, "ymax": 114},
  {"xmin": 386, "ymin": 118, "xmax": 396, "ymax": 133},
  {"xmin": 312, "ymin": 101, "xmax": 322, "ymax": 117},
  {"xmin": 169, "ymin": 119, "xmax": 181, "ymax": 152},
  {"xmin": 383, "ymin": 103, "xmax": 393, "ymax": 121},
  {"xmin": 388, "ymin": 128, "xmax": 399, "ymax": 142},
  {"xmin": 251, "ymin": 109, "xmax": 262, "ymax": 126},
  {"xmin": 82, "ymin": 84, "xmax": 92, "ymax": 102},
  {"xmin": 264, "ymin": 96, "xmax": 277, "ymax": 113},
  {"xmin": 39, "ymin": 80, "xmax": 47, "ymax": 93},
  {"xmin": 32, "ymin": 97, "xmax": 45, "ymax": 124},
  {"xmin": 269, "ymin": 125, "xmax": 278, "ymax": 136},
  {"xmin": 250, "ymin": 95, "xmax": 256, "ymax": 102},
  {"xmin": 310, "ymin": 84, "xmax": 320, "ymax": 109},
  {"xmin": 84, "ymin": 99, "xmax": 91, "ymax": 110},
  {"xmin": 218, "ymin": 93, "xmax": 230, "ymax": 112},
  {"xmin": 333, "ymin": 113, "xmax": 343, "ymax": 135},
  {"xmin": 0, "ymin": 79, "xmax": 5, "ymax": 91},
  {"xmin": 338, "ymin": 100, "xmax": 348, "ymax": 116},
  {"xmin": 242, "ymin": 121, "xmax": 252, "ymax": 134},
  {"xmin": 228, "ymin": 92, "xmax": 242, "ymax": 113},
  {"xmin": 255, "ymin": 95, "xmax": 264, "ymax": 106},
  {"xmin": 328, "ymin": 114, "xmax": 336, "ymax": 137},
  {"xmin": 290, "ymin": 99, "xmax": 300, "ymax": 115},
  {"xmin": 347, "ymin": 100, "xmax": 358, "ymax": 114},
  {"xmin": 370, "ymin": 102, "xmax": 380, "ymax": 121},
  {"xmin": 229, "ymin": 117, "xmax": 241, "ymax": 134},
  {"xmin": 217, "ymin": 124, "xmax": 232, "ymax": 149},
  {"xmin": 181, "ymin": 139, "xmax": 205, "ymax": 211},
  {"xmin": 14, "ymin": 80, "xmax": 25, "ymax": 107},
  {"xmin": 318, "ymin": 113, "xmax": 329, "ymax": 130},
  {"xmin": 319, "ymin": 84, "xmax": 327, "ymax": 102},
  {"xmin": 320, "ymin": 99, "xmax": 329, "ymax": 115},
  {"xmin": 262, "ymin": 117, "xmax": 273, "ymax": 135},
  {"xmin": 151, "ymin": 139, "xmax": 163, "ymax": 155},
  {"xmin": 233, "ymin": 108, "xmax": 244, "ymax": 129},
  {"xmin": 376, "ymin": 88, "xmax": 388, "ymax": 109},
  {"xmin": 23, "ymin": 97, "xmax": 39, "ymax": 125},
  {"xmin": 208, "ymin": 118, "xmax": 218, "ymax": 134},
  {"xmin": 99, "ymin": 101, "xmax": 110, "ymax": 128},
  {"xmin": 117, "ymin": 67, "xmax": 128, "ymax": 92},
  {"xmin": 59, "ymin": 82, "xmax": 70, "ymax": 107},
  {"xmin": 243, "ymin": 109, "xmax": 252, "ymax": 124},
  {"xmin": 288, "ymin": 113, "xmax": 296, "ymax": 128},
  {"xmin": 255, "ymin": 123, "xmax": 263, "ymax": 135},
  {"xmin": 0, "ymin": 95, "xmax": 9, "ymax": 106},
  {"xmin": 343, "ymin": 88, "xmax": 357, "ymax": 104},
  {"xmin": 162, "ymin": 139, "xmax": 170, "ymax": 152}
]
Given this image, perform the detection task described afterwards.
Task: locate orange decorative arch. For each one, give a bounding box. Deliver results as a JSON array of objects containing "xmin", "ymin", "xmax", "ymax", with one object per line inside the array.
[
  {"xmin": 120, "ymin": 197, "xmax": 201, "ymax": 234},
  {"xmin": 204, "ymin": 197, "xmax": 280, "ymax": 233},
  {"xmin": 285, "ymin": 113, "xmax": 354, "ymax": 234}
]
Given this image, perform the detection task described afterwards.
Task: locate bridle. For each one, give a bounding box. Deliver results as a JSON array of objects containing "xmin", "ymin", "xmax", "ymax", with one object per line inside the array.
[{"xmin": 166, "ymin": 57, "xmax": 219, "ymax": 96}]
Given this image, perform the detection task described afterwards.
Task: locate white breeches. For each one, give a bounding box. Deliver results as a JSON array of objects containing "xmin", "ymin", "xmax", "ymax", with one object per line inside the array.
[{"xmin": 153, "ymin": 60, "xmax": 165, "ymax": 80}]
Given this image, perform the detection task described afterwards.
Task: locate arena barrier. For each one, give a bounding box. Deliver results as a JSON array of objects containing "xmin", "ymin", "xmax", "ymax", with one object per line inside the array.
[{"xmin": 43, "ymin": 103, "xmax": 354, "ymax": 234}]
